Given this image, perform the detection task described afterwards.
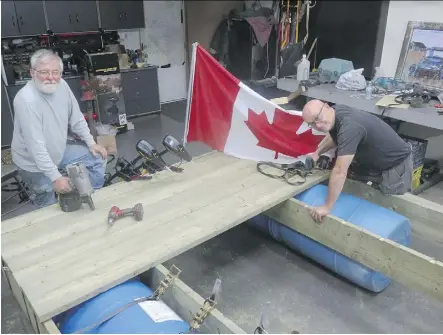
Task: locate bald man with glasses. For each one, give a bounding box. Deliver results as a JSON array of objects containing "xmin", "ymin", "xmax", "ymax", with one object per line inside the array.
[{"xmin": 302, "ymin": 100, "xmax": 413, "ymax": 222}]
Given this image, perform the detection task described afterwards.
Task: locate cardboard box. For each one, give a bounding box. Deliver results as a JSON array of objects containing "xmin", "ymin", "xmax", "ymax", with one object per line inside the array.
[{"xmin": 97, "ymin": 135, "xmax": 117, "ymax": 155}]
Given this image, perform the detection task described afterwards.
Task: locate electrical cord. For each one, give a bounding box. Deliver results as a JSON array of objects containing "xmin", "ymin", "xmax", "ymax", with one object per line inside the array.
[
  {"xmin": 257, "ymin": 156, "xmax": 330, "ymax": 186},
  {"xmin": 257, "ymin": 162, "xmax": 310, "ymax": 185}
]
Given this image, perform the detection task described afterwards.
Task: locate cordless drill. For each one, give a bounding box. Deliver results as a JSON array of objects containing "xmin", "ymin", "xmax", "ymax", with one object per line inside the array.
[{"xmin": 107, "ymin": 203, "xmax": 144, "ymax": 226}]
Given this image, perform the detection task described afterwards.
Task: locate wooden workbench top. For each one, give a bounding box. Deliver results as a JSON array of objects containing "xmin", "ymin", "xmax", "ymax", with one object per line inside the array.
[{"xmin": 1, "ymin": 151, "xmax": 329, "ymax": 323}]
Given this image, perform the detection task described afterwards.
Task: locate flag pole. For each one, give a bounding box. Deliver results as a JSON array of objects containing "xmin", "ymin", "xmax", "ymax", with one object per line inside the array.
[{"xmin": 183, "ymin": 42, "xmax": 198, "ymax": 147}]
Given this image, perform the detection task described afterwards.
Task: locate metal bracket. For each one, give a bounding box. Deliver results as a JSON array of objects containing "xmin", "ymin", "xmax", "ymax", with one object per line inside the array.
[
  {"xmin": 254, "ymin": 326, "xmax": 268, "ymax": 334},
  {"xmin": 149, "ymin": 264, "xmax": 182, "ymax": 301},
  {"xmin": 188, "ymin": 278, "xmax": 221, "ymax": 332},
  {"xmin": 188, "ymin": 297, "xmax": 217, "ymax": 331}
]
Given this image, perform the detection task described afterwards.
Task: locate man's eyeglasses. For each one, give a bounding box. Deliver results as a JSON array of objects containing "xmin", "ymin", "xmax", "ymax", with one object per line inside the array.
[
  {"xmin": 33, "ymin": 69, "xmax": 62, "ymax": 77},
  {"xmin": 307, "ymin": 103, "xmax": 326, "ymax": 128}
]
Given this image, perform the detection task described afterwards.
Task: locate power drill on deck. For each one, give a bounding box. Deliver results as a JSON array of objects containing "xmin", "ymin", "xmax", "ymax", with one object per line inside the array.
[
  {"xmin": 107, "ymin": 203, "xmax": 144, "ymax": 227},
  {"xmin": 58, "ymin": 162, "xmax": 95, "ymax": 212}
]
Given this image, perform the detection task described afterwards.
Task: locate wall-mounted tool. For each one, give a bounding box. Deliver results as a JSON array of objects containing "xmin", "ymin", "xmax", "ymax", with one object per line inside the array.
[
  {"xmin": 58, "ymin": 162, "xmax": 95, "ymax": 212},
  {"xmin": 107, "ymin": 203, "xmax": 144, "ymax": 227},
  {"xmin": 188, "ymin": 278, "xmax": 222, "ymax": 332}
]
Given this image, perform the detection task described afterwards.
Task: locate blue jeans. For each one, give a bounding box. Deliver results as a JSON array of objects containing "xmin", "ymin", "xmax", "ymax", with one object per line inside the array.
[{"xmin": 18, "ymin": 143, "xmax": 105, "ymax": 209}]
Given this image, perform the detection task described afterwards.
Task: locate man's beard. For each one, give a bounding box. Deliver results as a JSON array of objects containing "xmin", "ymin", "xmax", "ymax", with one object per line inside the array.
[{"xmin": 34, "ymin": 78, "xmax": 59, "ymax": 94}]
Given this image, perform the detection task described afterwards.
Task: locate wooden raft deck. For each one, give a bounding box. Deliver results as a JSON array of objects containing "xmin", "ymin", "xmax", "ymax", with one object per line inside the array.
[{"xmin": 1, "ymin": 151, "xmax": 329, "ymax": 324}]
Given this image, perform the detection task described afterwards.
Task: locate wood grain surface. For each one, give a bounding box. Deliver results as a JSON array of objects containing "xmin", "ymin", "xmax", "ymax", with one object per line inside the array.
[{"xmin": 1, "ymin": 151, "xmax": 328, "ymax": 323}]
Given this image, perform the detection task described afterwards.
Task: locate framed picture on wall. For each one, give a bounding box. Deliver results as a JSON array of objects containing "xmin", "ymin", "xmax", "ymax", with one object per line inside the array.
[{"xmin": 395, "ymin": 21, "xmax": 443, "ymax": 90}]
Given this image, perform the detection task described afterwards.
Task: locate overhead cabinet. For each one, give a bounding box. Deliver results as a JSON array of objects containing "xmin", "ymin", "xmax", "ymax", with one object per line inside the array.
[
  {"xmin": 98, "ymin": 1, "xmax": 145, "ymax": 30},
  {"xmin": 45, "ymin": 1, "xmax": 99, "ymax": 33},
  {"xmin": 1, "ymin": 0, "xmax": 47, "ymax": 37},
  {"xmin": 1, "ymin": 1, "xmax": 145, "ymax": 36}
]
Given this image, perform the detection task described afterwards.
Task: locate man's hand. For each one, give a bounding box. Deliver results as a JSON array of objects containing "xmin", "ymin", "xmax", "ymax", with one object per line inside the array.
[
  {"xmin": 310, "ymin": 205, "xmax": 330, "ymax": 223},
  {"xmin": 89, "ymin": 143, "xmax": 107, "ymax": 159},
  {"xmin": 53, "ymin": 176, "xmax": 72, "ymax": 194},
  {"xmin": 309, "ymin": 151, "xmax": 320, "ymax": 164}
]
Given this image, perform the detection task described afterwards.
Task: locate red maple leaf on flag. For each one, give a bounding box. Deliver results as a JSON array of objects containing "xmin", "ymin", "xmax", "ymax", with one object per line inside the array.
[{"xmin": 244, "ymin": 108, "xmax": 324, "ymax": 159}]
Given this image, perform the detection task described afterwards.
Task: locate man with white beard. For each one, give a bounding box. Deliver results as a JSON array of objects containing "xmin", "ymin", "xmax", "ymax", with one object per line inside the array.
[{"xmin": 11, "ymin": 49, "xmax": 108, "ymax": 209}]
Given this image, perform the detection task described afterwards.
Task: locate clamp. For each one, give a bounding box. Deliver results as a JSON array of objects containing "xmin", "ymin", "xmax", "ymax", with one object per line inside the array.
[{"xmin": 188, "ymin": 278, "xmax": 222, "ymax": 332}]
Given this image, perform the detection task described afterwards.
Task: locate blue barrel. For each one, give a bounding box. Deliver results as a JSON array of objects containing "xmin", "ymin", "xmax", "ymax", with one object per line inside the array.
[
  {"xmin": 248, "ymin": 184, "xmax": 411, "ymax": 292},
  {"xmin": 60, "ymin": 279, "xmax": 190, "ymax": 334}
]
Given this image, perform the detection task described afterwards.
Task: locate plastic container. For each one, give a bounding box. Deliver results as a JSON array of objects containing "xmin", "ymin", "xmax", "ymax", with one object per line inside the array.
[
  {"xmin": 365, "ymin": 81, "xmax": 373, "ymax": 99},
  {"xmin": 60, "ymin": 279, "xmax": 189, "ymax": 334},
  {"xmin": 297, "ymin": 54, "xmax": 310, "ymax": 82},
  {"xmin": 248, "ymin": 184, "xmax": 411, "ymax": 293},
  {"xmin": 400, "ymin": 134, "xmax": 428, "ymax": 169}
]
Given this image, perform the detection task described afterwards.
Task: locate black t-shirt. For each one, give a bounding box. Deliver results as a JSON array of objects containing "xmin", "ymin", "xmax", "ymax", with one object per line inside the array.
[{"xmin": 329, "ymin": 105, "xmax": 411, "ymax": 173}]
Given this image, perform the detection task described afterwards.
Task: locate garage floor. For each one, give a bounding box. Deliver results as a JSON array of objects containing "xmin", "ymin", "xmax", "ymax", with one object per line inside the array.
[{"xmin": 2, "ymin": 99, "xmax": 443, "ymax": 334}]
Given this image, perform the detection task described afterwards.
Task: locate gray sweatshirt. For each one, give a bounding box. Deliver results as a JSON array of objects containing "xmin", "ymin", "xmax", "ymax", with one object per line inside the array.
[{"xmin": 11, "ymin": 79, "xmax": 95, "ymax": 182}]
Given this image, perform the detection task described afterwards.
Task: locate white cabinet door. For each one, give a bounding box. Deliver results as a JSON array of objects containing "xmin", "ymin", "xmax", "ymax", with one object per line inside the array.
[{"xmin": 140, "ymin": 0, "xmax": 187, "ymax": 103}]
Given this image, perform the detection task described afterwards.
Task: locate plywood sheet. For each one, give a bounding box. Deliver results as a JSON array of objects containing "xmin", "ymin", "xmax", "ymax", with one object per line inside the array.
[{"xmin": 1, "ymin": 151, "xmax": 328, "ymax": 323}]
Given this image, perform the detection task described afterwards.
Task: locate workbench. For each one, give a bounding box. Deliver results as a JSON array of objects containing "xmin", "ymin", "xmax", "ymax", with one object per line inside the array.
[
  {"xmin": 2, "ymin": 150, "xmax": 443, "ymax": 333},
  {"xmin": 302, "ymin": 84, "xmax": 443, "ymax": 131},
  {"xmin": 1, "ymin": 151, "xmax": 328, "ymax": 331}
]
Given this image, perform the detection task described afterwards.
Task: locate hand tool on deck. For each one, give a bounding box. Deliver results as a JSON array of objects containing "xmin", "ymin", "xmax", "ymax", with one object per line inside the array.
[
  {"xmin": 107, "ymin": 203, "xmax": 144, "ymax": 226},
  {"xmin": 136, "ymin": 135, "xmax": 192, "ymax": 173},
  {"xmin": 256, "ymin": 153, "xmax": 330, "ymax": 186},
  {"xmin": 103, "ymin": 134, "xmax": 192, "ymax": 186},
  {"xmin": 58, "ymin": 162, "xmax": 95, "ymax": 212}
]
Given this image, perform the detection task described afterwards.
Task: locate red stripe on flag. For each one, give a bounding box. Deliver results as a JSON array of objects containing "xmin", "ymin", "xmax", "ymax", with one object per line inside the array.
[{"xmin": 186, "ymin": 45, "xmax": 240, "ymax": 151}]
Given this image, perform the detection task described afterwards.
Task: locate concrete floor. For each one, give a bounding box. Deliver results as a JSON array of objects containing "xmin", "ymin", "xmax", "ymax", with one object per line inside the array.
[{"xmin": 2, "ymin": 98, "xmax": 443, "ymax": 333}]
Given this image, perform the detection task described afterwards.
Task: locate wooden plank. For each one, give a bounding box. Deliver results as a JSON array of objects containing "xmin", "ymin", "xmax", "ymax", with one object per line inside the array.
[
  {"xmin": 2, "ymin": 260, "xmax": 42, "ymax": 334},
  {"xmin": 341, "ymin": 179, "xmax": 443, "ymax": 244},
  {"xmin": 265, "ymin": 198, "xmax": 443, "ymax": 302},
  {"xmin": 39, "ymin": 320, "xmax": 60, "ymax": 334},
  {"xmin": 2, "ymin": 261, "xmax": 28, "ymax": 321},
  {"xmin": 1, "ymin": 150, "xmax": 225, "ymax": 235},
  {"xmin": 2, "ymin": 155, "xmax": 254, "ymax": 263},
  {"xmin": 1, "ymin": 151, "xmax": 329, "ymax": 323},
  {"xmin": 146, "ymin": 264, "xmax": 246, "ymax": 334}
]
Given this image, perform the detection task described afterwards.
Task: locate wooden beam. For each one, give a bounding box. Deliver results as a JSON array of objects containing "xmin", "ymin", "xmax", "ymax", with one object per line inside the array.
[
  {"xmin": 146, "ymin": 264, "xmax": 246, "ymax": 334},
  {"xmin": 265, "ymin": 198, "xmax": 443, "ymax": 302},
  {"xmin": 39, "ymin": 320, "xmax": 60, "ymax": 334},
  {"xmin": 341, "ymin": 179, "xmax": 443, "ymax": 243},
  {"xmin": 2, "ymin": 260, "xmax": 46, "ymax": 334}
]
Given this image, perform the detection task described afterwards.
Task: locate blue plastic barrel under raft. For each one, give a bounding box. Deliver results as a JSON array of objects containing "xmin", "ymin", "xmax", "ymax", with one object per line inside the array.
[
  {"xmin": 248, "ymin": 184, "xmax": 411, "ymax": 293},
  {"xmin": 60, "ymin": 279, "xmax": 189, "ymax": 334}
]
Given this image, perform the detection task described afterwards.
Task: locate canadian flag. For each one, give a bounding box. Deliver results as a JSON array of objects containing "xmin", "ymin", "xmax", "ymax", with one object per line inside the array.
[{"xmin": 184, "ymin": 43, "xmax": 325, "ymax": 164}]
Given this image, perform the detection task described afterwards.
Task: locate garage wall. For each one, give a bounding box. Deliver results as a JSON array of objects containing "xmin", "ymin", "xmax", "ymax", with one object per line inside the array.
[
  {"xmin": 379, "ymin": 1, "xmax": 443, "ymax": 77},
  {"xmin": 379, "ymin": 1, "xmax": 443, "ymax": 162},
  {"xmin": 184, "ymin": 0, "xmax": 243, "ymax": 61}
]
